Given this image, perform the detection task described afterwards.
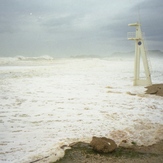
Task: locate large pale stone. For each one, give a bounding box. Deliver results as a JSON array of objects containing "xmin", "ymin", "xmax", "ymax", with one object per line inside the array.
[{"xmin": 90, "ymin": 136, "xmax": 117, "ymax": 153}]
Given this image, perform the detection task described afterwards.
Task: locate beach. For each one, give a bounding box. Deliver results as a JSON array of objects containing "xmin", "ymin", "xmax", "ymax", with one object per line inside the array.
[
  {"xmin": 0, "ymin": 56, "xmax": 163, "ymax": 163},
  {"xmin": 55, "ymin": 140, "xmax": 163, "ymax": 163}
]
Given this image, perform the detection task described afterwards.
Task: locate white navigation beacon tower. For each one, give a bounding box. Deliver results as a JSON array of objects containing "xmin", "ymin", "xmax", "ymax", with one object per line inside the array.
[{"xmin": 128, "ymin": 22, "xmax": 152, "ymax": 86}]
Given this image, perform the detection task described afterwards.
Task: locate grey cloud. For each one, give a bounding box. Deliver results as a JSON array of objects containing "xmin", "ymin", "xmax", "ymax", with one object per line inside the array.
[
  {"xmin": 42, "ymin": 14, "xmax": 79, "ymax": 33},
  {"xmin": 130, "ymin": 0, "xmax": 163, "ymax": 39},
  {"xmin": 0, "ymin": 0, "xmax": 162, "ymax": 57}
]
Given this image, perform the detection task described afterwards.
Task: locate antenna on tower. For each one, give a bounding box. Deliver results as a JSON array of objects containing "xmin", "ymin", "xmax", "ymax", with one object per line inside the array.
[{"xmin": 138, "ymin": 4, "xmax": 141, "ymax": 23}]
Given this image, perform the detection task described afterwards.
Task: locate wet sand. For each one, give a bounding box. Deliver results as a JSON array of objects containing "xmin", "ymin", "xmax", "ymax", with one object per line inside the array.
[
  {"xmin": 55, "ymin": 140, "xmax": 163, "ymax": 163},
  {"xmin": 145, "ymin": 83, "xmax": 163, "ymax": 96}
]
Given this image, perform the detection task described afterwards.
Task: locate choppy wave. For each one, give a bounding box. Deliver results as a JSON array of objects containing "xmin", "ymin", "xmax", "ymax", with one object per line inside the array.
[
  {"xmin": 15, "ymin": 55, "xmax": 54, "ymax": 61},
  {"xmin": 0, "ymin": 55, "xmax": 55, "ymax": 66}
]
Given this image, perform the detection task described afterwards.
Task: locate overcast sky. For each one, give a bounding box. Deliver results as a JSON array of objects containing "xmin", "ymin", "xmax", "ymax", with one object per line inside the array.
[{"xmin": 0, "ymin": 0, "xmax": 163, "ymax": 57}]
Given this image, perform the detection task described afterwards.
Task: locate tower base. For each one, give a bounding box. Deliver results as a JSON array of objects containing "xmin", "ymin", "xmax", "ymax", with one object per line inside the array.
[{"xmin": 133, "ymin": 79, "xmax": 152, "ymax": 86}]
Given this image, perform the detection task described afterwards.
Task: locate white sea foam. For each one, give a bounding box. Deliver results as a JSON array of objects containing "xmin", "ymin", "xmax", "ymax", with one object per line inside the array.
[
  {"xmin": 15, "ymin": 55, "xmax": 54, "ymax": 61},
  {"xmin": 0, "ymin": 56, "xmax": 163, "ymax": 162},
  {"xmin": 0, "ymin": 55, "xmax": 54, "ymax": 66}
]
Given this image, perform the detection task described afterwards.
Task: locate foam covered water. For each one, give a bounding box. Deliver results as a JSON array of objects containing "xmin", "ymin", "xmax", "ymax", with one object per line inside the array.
[{"xmin": 0, "ymin": 56, "xmax": 163, "ymax": 162}]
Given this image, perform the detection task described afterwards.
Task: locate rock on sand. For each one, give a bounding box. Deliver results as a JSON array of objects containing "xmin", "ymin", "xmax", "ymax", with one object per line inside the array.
[
  {"xmin": 145, "ymin": 84, "xmax": 163, "ymax": 96},
  {"xmin": 90, "ymin": 136, "xmax": 117, "ymax": 153}
]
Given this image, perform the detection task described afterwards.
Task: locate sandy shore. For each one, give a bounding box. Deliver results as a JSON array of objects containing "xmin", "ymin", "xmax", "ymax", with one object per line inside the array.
[
  {"xmin": 55, "ymin": 85, "xmax": 163, "ymax": 163},
  {"xmin": 55, "ymin": 140, "xmax": 163, "ymax": 163},
  {"xmin": 145, "ymin": 84, "xmax": 163, "ymax": 96}
]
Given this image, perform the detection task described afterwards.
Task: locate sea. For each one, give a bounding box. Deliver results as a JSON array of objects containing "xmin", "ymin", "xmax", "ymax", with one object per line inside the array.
[{"xmin": 0, "ymin": 55, "xmax": 163, "ymax": 162}]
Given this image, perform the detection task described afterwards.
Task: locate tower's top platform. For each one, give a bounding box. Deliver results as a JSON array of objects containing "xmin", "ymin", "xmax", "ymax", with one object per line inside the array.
[{"xmin": 128, "ymin": 23, "xmax": 140, "ymax": 26}]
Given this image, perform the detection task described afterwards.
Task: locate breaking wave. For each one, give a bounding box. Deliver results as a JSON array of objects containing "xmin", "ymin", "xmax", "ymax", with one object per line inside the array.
[
  {"xmin": 16, "ymin": 55, "xmax": 54, "ymax": 61},
  {"xmin": 0, "ymin": 55, "xmax": 55, "ymax": 66}
]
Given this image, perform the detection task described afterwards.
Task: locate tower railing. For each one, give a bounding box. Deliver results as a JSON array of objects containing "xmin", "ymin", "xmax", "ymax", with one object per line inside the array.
[
  {"xmin": 127, "ymin": 32, "xmax": 145, "ymax": 40},
  {"xmin": 127, "ymin": 32, "xmax": 136, "ymax": 40}
]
